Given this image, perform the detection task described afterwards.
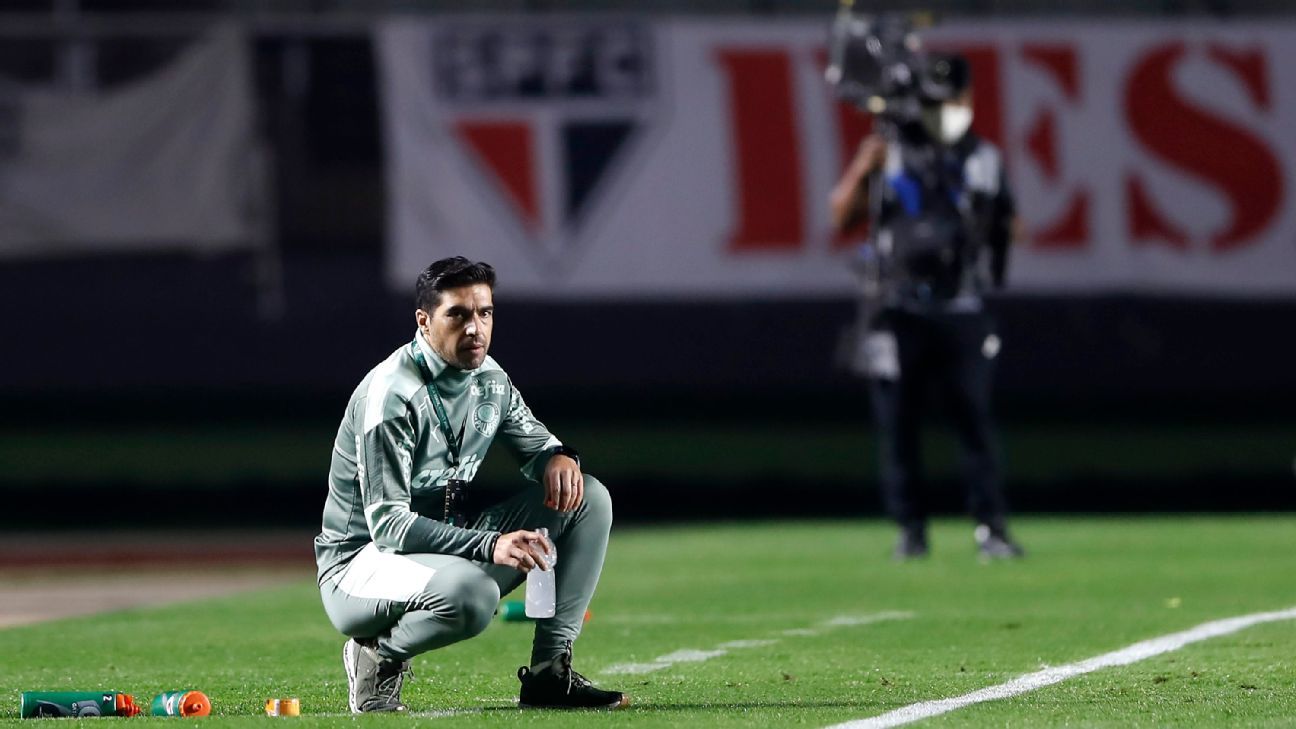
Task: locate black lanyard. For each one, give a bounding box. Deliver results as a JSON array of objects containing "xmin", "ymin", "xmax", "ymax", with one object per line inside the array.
[{"xmin": 411, "ymin": 339, "xmax": 464, "ymax": 466}]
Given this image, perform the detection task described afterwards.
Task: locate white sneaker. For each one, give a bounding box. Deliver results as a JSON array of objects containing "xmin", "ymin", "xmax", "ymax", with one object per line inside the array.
[
  {"xmin": 342, "ymin": 639, "xmax": 362, "ymax": 714},
  {"xmin": 341, "ymin": 638, "xmax": 410, "ymax": 713}
]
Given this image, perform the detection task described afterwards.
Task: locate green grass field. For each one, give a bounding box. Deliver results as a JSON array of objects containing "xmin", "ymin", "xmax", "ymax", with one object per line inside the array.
[{"xmin": 2, "ymin": 517, "xmax": 1294, "ymax": 727}]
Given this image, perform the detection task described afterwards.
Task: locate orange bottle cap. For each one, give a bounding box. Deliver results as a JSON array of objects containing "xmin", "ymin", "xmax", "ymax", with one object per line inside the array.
[
  {"xmin": 115, "ymin": 694, "xmax": 142, "ymax": 718},
  {"xmin": 181, "ymin": 691, "xmax": 212, "ymax": 717}
]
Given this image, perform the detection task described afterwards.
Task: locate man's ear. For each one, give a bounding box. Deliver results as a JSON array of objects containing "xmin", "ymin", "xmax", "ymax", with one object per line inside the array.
[{"xmin": 415, "ymin": 308, "xmax": 430, "ymax": 331}]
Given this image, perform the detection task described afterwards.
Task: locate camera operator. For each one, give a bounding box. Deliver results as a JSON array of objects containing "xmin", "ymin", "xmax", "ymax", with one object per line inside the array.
[{"xmin": 830, "ymin": 50, "xmax": 1024, "ymax": 560}]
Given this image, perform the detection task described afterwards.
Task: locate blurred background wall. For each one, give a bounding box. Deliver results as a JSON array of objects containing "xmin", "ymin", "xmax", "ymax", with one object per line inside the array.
[{"xmin": 1, "ymin": 0, "xmax": 1293, "ymax": 527}]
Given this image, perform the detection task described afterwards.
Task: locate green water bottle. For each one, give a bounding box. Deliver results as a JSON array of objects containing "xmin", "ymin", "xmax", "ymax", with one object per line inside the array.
[
  {"xmin": 19, "ymin": 691, "xmax": 141, "ymax": 718},
  {"xmin": 150, "ymin": 690, "xmax": 211, "ymax": 717},
  {"xmin": 499, "ymin": 600, "xmax": 531, "ymax": 621},
  {"xmin": 499, "ymin": 600, "xmax": 591, "ymax": 623}
]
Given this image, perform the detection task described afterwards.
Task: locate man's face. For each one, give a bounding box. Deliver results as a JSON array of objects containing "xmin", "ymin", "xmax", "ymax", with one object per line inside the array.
[
  {"xmin": 921, "ymin": 88, "xmax": 974, "ymax": 145},
  {"xmin": 417, "ymin": 283, "xmax": 494, "ymax": 370}
]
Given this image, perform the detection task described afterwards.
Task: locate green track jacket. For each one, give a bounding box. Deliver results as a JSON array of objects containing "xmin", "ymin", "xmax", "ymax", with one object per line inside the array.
[{"xmin": 314, "ymin": 331, "xmax": 563, "ymax": 584}]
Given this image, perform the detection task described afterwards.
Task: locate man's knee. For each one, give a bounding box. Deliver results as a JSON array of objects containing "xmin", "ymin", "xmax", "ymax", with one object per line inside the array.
[
  {"xmin": 582, "ymin": 474, "xmax": 612, "ymax": 523},
  {"xmin": 424, "ymin": 564, "xmax": 500, "ymax": 640},
  {"xmin": 396, "ymin": 562, "xmax": 497, "ymax": 653}
]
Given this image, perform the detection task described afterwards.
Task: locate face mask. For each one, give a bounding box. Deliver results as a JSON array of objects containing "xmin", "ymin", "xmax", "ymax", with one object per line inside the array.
[{"xmin": 939, "ymin": 103, "xmax": 974, "ymax": 144}]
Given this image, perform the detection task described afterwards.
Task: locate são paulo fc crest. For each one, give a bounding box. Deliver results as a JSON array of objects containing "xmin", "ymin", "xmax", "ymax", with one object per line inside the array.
[
  {"xmin": 431, "ymin": 19, "xmax": 658, "ymax": 273},
  {"xmin": 473, "ymin": 402, "xmax": 501, "ymax": 437}
]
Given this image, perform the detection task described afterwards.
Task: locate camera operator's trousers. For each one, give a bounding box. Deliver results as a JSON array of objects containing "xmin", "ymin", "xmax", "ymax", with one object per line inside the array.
[
  {"xmin": 319, "ymin": 475, "xmax": 611, "ymax": 667},
  {"xmin": 868, "ymin": 308, "xmax": 1009, "ymax": 531}
]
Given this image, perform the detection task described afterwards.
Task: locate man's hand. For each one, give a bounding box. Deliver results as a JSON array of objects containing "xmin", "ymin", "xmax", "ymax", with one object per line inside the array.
[
  {"xmin": 543, "ymin": 454, "xmax": 584, "ymax": 512},
  {"xmin": 831, "ymin": 134, "xmax": 887, "ymax": 233},
  {"xmin": 493, "ymin": 530, "xmax": 553, "ymax": 573},
  {"xmin": 851, "ymin": 134, "xmax": 887, "ymax": 175}
]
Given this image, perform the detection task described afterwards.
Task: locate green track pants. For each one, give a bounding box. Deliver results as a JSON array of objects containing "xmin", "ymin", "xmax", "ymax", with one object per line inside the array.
[{"xmin": 319, "ymin": 475, "xmax": 611, "ymax": 666}]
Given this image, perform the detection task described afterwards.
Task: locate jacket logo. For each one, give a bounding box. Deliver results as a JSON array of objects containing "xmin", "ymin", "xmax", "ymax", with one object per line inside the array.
[
  {"xmin": 471, "ymin": 379, "xmax": 506, "ymax": 397},
  {"xmin": 472, "ymin": 402, "xmax": 500, "ymax": 437},
  {"xmin": 413, "ymin": 453, "xmax": 484, "ymax": 491}
]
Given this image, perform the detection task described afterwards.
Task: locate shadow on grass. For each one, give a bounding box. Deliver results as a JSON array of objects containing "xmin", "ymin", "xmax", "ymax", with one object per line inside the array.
[{"xmin": 476, "ymin": 699, "xmax": 876, "ymax": 712}]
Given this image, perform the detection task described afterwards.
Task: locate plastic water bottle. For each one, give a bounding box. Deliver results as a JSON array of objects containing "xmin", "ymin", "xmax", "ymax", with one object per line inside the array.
[{"xmin": 525, "ymin": 527, "xmax": 556, "ymax": 618}]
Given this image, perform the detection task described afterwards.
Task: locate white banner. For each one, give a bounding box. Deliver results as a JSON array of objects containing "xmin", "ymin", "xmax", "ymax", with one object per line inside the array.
[
  {"xmin": 380, "ymin": 19, "xmax": 1296, "ymax": 298},
  {"xmin": 0, "ymin": 27, "xmax": 262, "ymax": 256}
]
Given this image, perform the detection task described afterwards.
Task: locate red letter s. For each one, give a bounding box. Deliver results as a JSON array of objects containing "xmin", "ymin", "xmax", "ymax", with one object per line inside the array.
[{"xmin": 1124, "ymin": 42, "xmax": 1282, "ymax": 252}]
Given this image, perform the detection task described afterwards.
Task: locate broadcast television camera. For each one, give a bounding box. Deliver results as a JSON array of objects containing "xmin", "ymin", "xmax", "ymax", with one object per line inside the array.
[{"xmin": 825, "ymin": 8, "xmax": 964, "ymax": 127}]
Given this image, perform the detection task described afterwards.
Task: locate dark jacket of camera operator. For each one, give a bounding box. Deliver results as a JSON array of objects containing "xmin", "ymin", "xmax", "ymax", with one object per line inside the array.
[
  {"xmin": 831, "ymin": 90, "xmax": 1018, "ymax": 311},
  {"xmin": 829, "ymin": 53, "xmax": 1025, "ymax": 561}
]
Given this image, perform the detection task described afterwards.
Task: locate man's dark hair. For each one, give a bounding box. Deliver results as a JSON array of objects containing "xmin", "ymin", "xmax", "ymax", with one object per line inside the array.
[{"xmin": 415, "ymin": 257, "xmax": 496, "ymax": 312}]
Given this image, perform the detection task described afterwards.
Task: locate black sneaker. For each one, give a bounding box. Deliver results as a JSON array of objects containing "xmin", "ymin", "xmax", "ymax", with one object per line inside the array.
[
  {"xmin": 975, "ymin": 524, "xmax": 1025, "ymax": 560},
  {"xmin": 518, "ymin": 643, "xmax": 628, "ymax": 710},
  {"xmin": 893, "ymin": 526, "xmax": 929, "ymax": 560}
]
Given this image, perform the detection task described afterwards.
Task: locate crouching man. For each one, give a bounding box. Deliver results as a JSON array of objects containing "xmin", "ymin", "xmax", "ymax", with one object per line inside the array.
[{"xmin": 314, "ymin": 256, "xmax": 626, "ymax": 712}]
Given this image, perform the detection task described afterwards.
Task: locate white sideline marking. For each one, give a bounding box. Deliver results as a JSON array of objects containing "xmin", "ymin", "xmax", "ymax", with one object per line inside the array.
[
  {"xmin": 606, "ymin": 661, "xmax": 675, "ymax": 675},
  {"xmin": 718, "ymin": 639, "xmax": 779, "ymax": 649},
  {"xmin": 602, "ymin": 611, "xmax": 913, "ymax": 676},
  {"xmin": 657, "ymin": 648, "xmax": 729, "ymax": 663},
  {"xmin": 826, "ymin": 606, "xmax": 1296, "ymax": 729},
  {"xmin": 825, "ymin": 612, "xmax": 913, "ymax": 627}
]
